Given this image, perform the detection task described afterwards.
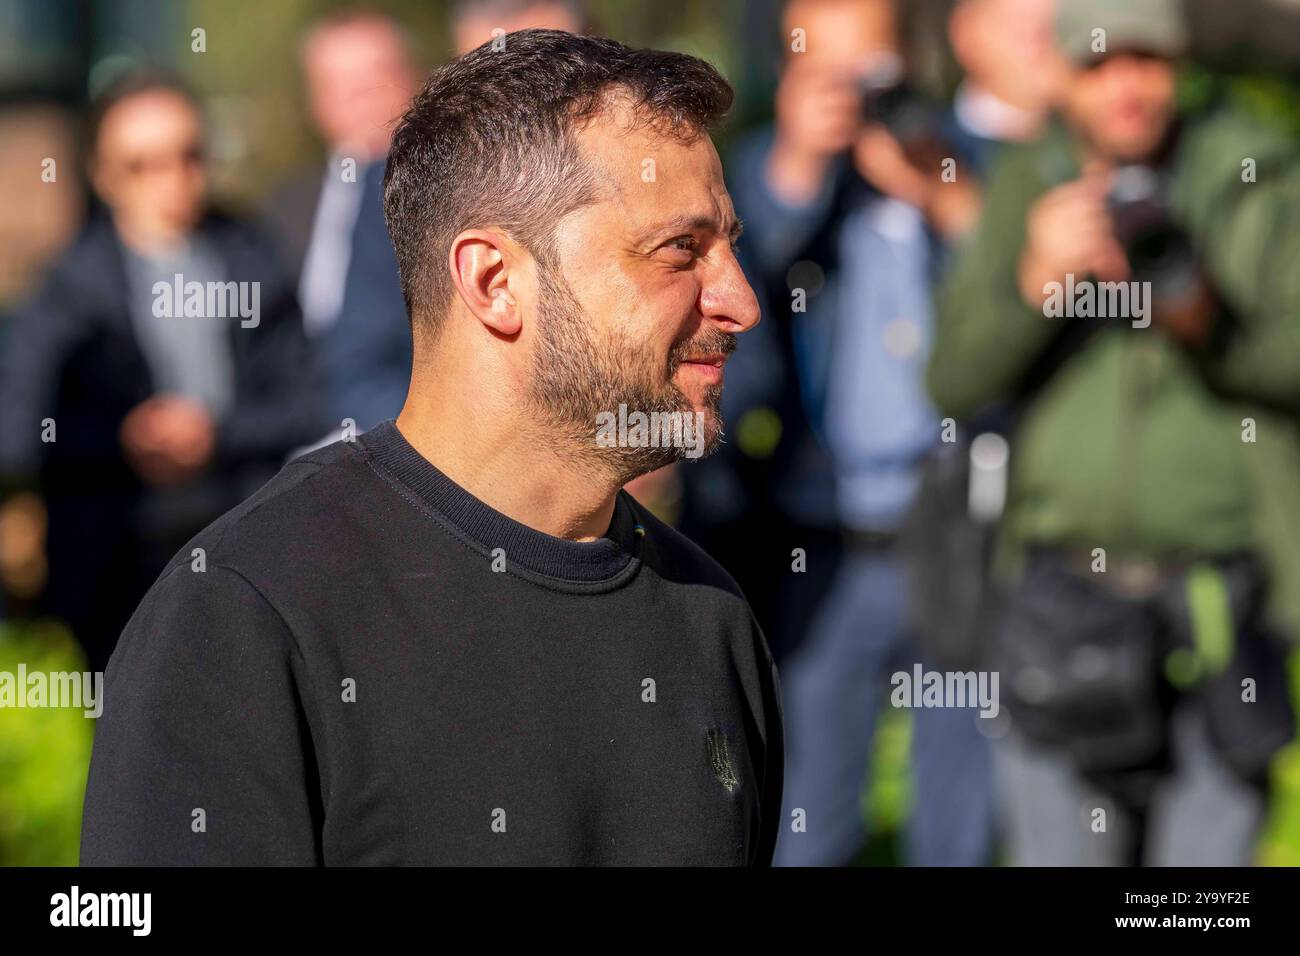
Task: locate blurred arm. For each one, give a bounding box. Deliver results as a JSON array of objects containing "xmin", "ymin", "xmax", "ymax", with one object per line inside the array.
[
  {"xmin": 729, "ymin": 130, "xmax": 842, "ymax": 284},
  {"xmin": 215, "ymin": 229, "xmax": 329, "ymax": 464},
  {"xmin": 0, "ymin": 272, "xmax": 80, "ymax": 494},
  {"xmin": 927, "ymin": 145, "xmax": 1059, "ymax": 421},
  {"xmin": 753, "ymin": 645, "xmax": 785, "ymax": 867},
  {"xmin": 1178, "ymin": 116, "xmax": 1300, "ymax": 414}
]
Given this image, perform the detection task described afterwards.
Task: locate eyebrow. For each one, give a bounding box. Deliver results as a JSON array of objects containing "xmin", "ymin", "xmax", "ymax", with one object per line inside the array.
[{"xmin": 642, "ymin": 213, "xmax": 744, "ymax": 244}]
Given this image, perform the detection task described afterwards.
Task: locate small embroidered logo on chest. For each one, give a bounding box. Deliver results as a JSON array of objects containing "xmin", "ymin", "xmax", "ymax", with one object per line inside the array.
[{"xmin": 706, "ymin": 727, "xmax": 739, "ymax": 794}]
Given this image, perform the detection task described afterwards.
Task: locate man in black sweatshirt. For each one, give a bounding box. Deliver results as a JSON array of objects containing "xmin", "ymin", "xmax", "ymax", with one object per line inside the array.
[{"xmin": 80, "ymin": 29, "xmax": 782, "ymax": 866}]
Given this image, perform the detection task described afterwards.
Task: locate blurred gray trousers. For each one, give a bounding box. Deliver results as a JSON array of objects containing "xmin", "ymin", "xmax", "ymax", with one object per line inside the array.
[
  {"xmin": 772, "ymin": 549, "xmax": 996, "ymax": 866},
  {"xmin": 996, "ymin": 703, "xmax": 1262, "ymax": 865}
]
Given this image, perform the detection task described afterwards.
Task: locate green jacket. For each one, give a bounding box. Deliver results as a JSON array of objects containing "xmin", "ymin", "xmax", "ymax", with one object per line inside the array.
[{"xmin": 928, "ymin": 107, "xmax": 1300, "ymax": 641}]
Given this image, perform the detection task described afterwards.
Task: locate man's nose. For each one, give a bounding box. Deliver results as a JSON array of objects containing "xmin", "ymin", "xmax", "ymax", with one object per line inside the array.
[{"xmin": 700, "ymin": 251, "xmax": 761, "ymax": 333}]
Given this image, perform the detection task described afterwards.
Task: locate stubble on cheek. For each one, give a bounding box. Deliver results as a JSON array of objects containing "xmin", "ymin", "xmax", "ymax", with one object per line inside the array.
[{"xmin": 528, "ymin": 263, "xmax": 734, "ymax": 475}]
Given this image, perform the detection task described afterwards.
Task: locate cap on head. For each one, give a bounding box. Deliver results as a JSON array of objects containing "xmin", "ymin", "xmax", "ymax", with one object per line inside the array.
[{"xmin": 1056, "ymin": 0, "xmax": 1189, "ymax": 66}]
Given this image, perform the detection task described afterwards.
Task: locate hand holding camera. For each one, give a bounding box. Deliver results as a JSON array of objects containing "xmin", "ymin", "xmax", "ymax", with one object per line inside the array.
[
  {"xmin": 1018, "ymin": 164, "xmax": 1130, "ymax": 310},
  {"xmin": 1018, "ymin": 160, "xmax": 1216, "ymax": 347}
]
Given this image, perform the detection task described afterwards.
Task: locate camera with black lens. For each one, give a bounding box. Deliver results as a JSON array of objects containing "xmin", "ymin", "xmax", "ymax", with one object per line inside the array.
[
  {"xmin": 1106, "ymin": 164, "xmax": 1199, "ymax": 299},
  {"xmin": 859, "ymin": 55, "xmax": 926, "ymax": 140},
  {"xmin": 858, "ymin": 52, "xmax": 952, "ymax": 172}
]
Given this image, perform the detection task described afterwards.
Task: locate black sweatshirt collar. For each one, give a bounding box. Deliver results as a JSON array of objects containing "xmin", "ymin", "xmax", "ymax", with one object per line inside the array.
[{"xmin": 361, "ymin": 420, "xmax": 642, "ymax": 587}]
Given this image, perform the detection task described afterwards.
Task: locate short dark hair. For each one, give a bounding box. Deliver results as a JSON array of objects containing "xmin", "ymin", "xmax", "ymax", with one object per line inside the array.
[
  {"xmin": 88, "ymin": 68, "xmax": 202, "ymax": 155},
  {"xmin": 383, "ymin": 28, "xmax": 733, "ymax": 332}
]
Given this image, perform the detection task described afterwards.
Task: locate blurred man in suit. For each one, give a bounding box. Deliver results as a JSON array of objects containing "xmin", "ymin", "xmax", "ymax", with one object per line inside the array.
[
  {"xmin": 263, "ymin": 9, "xmax": 419, "ymax": 339},
  {"xmin": 325, "ymin": 0, "xmax": 586, "ymax": 432}
]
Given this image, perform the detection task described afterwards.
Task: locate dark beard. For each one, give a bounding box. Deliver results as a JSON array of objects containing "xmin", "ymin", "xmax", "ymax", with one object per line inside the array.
[{"xmin": 526, "ymin": 263, "xmax": 733, "ymax": 483}]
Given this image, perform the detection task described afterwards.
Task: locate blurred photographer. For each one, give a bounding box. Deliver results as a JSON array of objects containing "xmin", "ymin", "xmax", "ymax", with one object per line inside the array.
[
  {"xmin": 687, "ymin": 0, "xmax": 998, "ymax": 867},
  {"xmin": 928, "ymin": 0, "xmax": 1300, "ymax": 864}
]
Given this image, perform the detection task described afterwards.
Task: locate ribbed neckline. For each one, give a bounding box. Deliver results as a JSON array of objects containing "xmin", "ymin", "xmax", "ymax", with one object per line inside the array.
[{"xmin": 361, "ymin": 420, "xmax": 642, "ymax": 589}]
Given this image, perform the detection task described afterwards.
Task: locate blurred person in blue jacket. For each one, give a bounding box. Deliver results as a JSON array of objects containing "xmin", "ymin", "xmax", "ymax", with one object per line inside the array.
[
  {"xmin": 682, "ymin": 0, "xmax": 1061, "ymax": 866},
  {"xmin": 0, "ymin": 72, "xmax": 325, "ymax": 673}
]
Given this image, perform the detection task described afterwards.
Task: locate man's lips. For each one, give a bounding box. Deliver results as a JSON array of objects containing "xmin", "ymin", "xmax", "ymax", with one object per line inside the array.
[{"xmin": 678, "ymin": 354, "xmax": 727, "ymax": 383}]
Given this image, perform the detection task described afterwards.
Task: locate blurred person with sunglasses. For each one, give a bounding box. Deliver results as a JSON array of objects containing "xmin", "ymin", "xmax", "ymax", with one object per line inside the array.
[{"xmin": 0, "ymin": 72, "xmax": 325, "ymax": 674}]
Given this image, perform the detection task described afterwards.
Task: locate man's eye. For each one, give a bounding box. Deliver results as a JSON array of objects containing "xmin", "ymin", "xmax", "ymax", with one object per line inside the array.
[{"xmin": 665, "ymin": 236, "xmax": 697, "ymax": 254}]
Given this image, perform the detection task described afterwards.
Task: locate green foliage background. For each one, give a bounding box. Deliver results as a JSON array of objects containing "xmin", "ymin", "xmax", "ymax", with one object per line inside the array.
[{"xmin": 0, "ymin": 622, "xmax": 93, "ymax": 866}]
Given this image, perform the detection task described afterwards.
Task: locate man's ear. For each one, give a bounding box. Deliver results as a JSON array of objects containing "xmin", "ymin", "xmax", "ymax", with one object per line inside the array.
[{"xmin": 448, "ymin": 228, "xmax": 522, "ymax": 337}]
